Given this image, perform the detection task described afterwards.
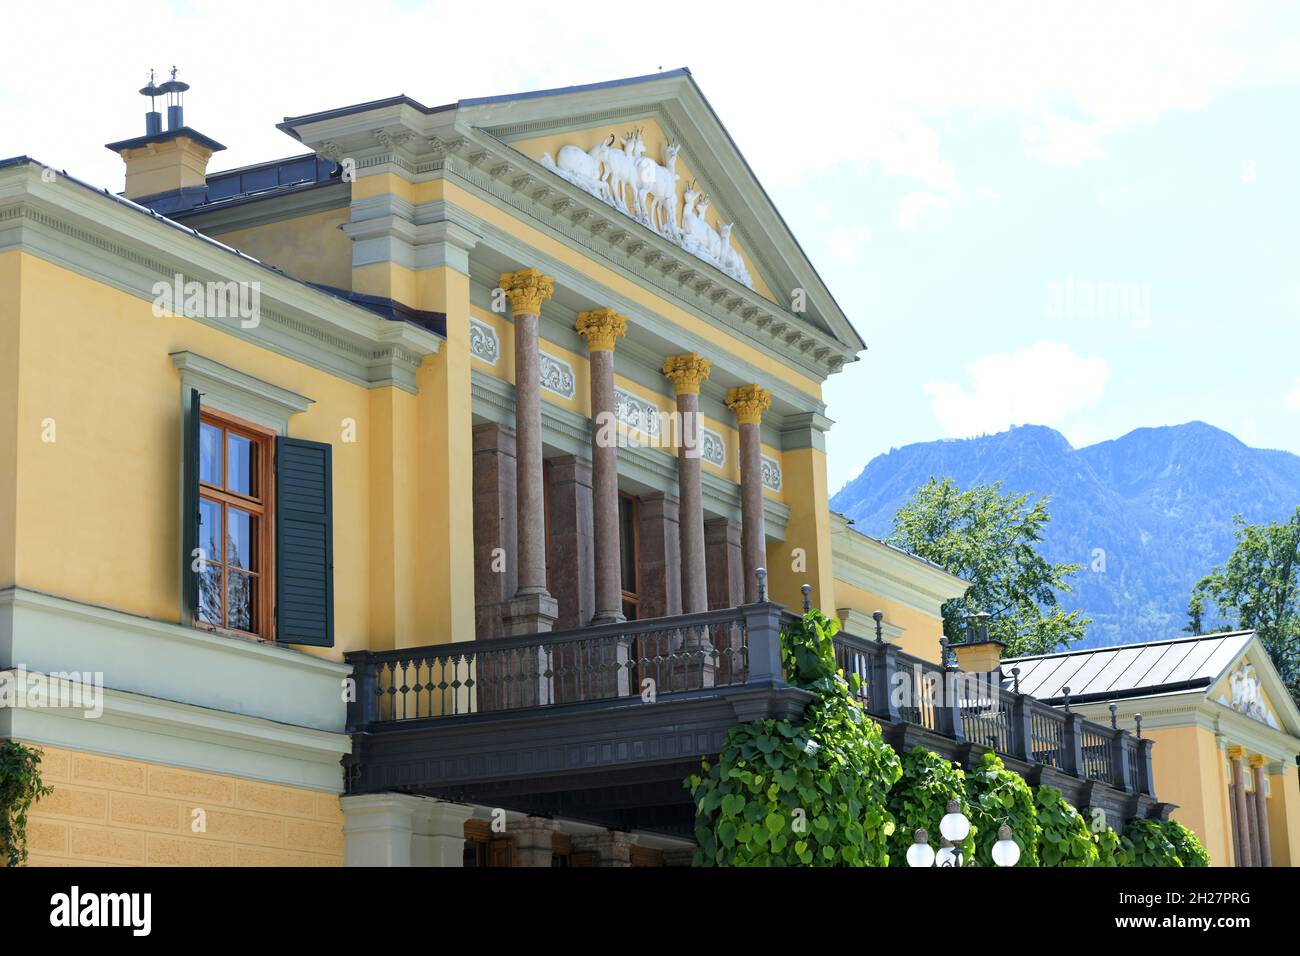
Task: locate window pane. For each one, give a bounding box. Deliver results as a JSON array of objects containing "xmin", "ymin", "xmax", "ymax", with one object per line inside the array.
[
  {"xmin": 199, "ymin": 423, "xmax": 222, "ymax": 485},
  {"xmin": 227, "ymin": 508, "xmax": 256, "ymax": 571},
  {"xmin": 227, "ymin": 433, "xmax": 256, "ymax": 497},
  {"xmin": 198, "ymin": 498, "xmax": 223, "ymax": 625},
  {"xmin": 227, "ymin": 570, "xmax": 255, "ymax": 632}
]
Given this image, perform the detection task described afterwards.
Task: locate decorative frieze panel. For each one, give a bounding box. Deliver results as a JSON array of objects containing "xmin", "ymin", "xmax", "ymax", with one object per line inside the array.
[
  {"xmin": 761, "ymin": 454, "xmax": 783, "ymax": 492},
  {"xmin": 469, "ymin": 318, "xmax": 500, "ymax": 366},
  {"xmin": 540, "ymin": 130, "xmax": 754, "ymax": 289},
  {"xmin": 700, "ymin": 426, "xmax": 726, "ymax": 468},
  {"xmin": 539, "ymin": 351, "xmax": 576, "ymax": 399},
  {"xmin": 614, "ymin": 387, "xmax": 663, "ymax": 439}
]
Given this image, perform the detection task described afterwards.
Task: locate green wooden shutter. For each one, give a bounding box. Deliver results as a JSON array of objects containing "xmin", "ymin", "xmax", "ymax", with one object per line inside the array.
[
  {"xmin": 275, "ymin": 437, "xmax": 334, "ymax": 646},
  {"xmin": 182, "ymin": 387, "xmax": 201, "ymax": 617}
]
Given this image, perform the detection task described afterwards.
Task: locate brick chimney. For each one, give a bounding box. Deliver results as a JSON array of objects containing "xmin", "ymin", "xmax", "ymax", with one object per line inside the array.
[{"xmin": 106, "ymin": 68, "xmax": 224, "ymax": 200}]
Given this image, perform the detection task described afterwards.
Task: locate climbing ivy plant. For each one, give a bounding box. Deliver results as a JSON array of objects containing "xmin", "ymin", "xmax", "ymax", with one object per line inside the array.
[
  {"xmin": 965, "ymin": 751, "xmax": 1040, "ymax": 866},
  {"xmin": 1163, "ymin": 819, "xmax": 1211, "ymax": 867},
  {"xmin": 686, "ymin": 609, "xmax": 902, "ymax": 866},
  {"xmin": 1093, "ymin": 826, "xmax": 1123, "ymax": 867},
  {"xmin": 886, "ymin": 746, "xmax": 975, "ymax": 865},
  {"xmin": 1034, "ymin": 785, "xmax": 1099, "ymax": 866},
  {"xmin": 0, "ymin": 740, "xmax": 53, "ymax": 867},
  {"xmin": 1121, "ymin": 818, "xmax": 1183, "ymax": 867}
]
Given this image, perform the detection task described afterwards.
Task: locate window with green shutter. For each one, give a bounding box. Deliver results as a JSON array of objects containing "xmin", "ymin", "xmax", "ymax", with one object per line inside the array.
[{"xmin": 274, "ymin": 436, "xmax": 335, "ymax": 647}]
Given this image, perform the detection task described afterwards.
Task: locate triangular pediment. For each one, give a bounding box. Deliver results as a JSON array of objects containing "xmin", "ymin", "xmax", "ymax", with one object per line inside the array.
[
  {"xmin": 1207, "ymin": 636, "xmax": 1300, "ymax": 735},
  {"xmin": 455, "ymin": 69, "xmax": 863, "ymax": 354}
]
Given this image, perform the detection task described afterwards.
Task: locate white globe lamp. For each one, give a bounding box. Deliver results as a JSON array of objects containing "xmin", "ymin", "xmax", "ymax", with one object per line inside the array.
[{"xmin": 906, "ymin": 828, "xmax": 935, "ymax": 868}]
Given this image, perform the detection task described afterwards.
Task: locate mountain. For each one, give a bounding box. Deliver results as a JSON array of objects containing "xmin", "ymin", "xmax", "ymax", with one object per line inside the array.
[{"xmin": 830, "ymin": 422, "xmax": 1300, "ymax": 649}]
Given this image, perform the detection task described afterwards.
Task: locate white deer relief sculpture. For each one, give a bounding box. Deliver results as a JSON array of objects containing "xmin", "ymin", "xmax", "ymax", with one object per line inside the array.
[
  {"xmin": 636, "ymin": 142, "xmax": 683, "ymax": 237},
  {"xmin": 602, "ymin": 129, "xmax": 647, "ymax": 217},
  {"xmin": 543, "ymin": 135, "xmax": 616, "ymax": 206},
  {"xmin": 539, "ymin": 136, "xmax": 756, "ymax": 290}
]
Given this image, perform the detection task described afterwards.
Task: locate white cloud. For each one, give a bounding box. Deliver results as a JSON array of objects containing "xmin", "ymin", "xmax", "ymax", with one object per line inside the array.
[
  {"xmin": 923, "ymin": 340, "xmax": 1110, "ymax": 437},
  {"xmin": 829, "ymin": 226, "xmax": 871, "ymax": 263},
  {"xmin": 1286, "ymin": 379, "xmax": 1300, "ymax": 410},
  {"xmin": 9, "ymin": 2, "xmax": 1288, "ymax": 197}
]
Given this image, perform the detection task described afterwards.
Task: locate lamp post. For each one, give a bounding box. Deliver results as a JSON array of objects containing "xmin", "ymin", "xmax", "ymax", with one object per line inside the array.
[{"xmin": 905, "ymin": 800, "xmax": 1021, "ymax": 867}]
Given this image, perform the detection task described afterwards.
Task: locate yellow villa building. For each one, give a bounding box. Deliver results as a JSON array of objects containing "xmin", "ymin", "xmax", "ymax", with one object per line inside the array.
[{"xmin": 0, "ymin": 68, "xmax": 1294, "ymax": 866}]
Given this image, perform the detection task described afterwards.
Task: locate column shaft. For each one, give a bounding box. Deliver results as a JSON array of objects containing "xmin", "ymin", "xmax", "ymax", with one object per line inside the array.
[
  {"xmin": 738, "ymin": 420, "xmax": 766, "ymax": 603},
  {"xmin": 1231, "ymin": 754, "xmax": 1254, "ymax": 867},
  {"xmin": 514, "ymin": 310, "xmax": 547, "ymax": 596},
  {"xmin": 677, "ymin": 391, "xmax": 707, "ymax": 612},
  {"xmin": 1253, "ymin": 761, "xmax": 1273, "ymax": 867},
  {"xmin": 589, "ymin": 348, "xmax": 624, "ymax": 624}
]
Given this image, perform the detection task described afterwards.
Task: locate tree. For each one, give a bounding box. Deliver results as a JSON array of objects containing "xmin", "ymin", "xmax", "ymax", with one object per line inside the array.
[
  {"xmin": 1187, "ymin": 507, "xmax": 1300, "ymax": 705},
  {"xmin": 889, "ymin": 478, "xmax": 1089, "ymax": 656}
]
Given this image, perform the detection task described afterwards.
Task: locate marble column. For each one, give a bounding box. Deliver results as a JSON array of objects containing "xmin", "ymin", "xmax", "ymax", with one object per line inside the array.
[
  {"xmin": 576, "ymin": 308, "xmax": 628, "ymax": 624},
  {"xmin": 1251, "ymin": 756, "xmax": 1272, "ymax": 867},
  {"xmin": 726, "ymin": 385, "xmax": 772, "ymax": 603},
  {"xmin": 472, "ymin": 422, "xmax": 517, "ymax": 639},
  {"xmin": 546, "ymin": 455, "xmax": 595, "ymax": 631},
  {"xmin": 705, "ymin": 517, "xmax": 744, "ymax": 610},
  {"xmin": 663, "ymin": 354, "xmax": 712, "ymax": 614},
  {"xmin": 1229, "ymin": 747, "xmax": 1254, "ymax": 867},
  {"xmin": 500, "ymin": 268, "xmax": 558, "ymax": 635},
  {"xmin": 637, "ymin": 493, "xmax": 682, "ymax": 618}
]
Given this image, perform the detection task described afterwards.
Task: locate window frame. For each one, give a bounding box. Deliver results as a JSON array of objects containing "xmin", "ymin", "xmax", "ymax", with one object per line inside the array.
[{"xmin": 195, "ymin": 406, "xmax": 276, "ymax": 641}]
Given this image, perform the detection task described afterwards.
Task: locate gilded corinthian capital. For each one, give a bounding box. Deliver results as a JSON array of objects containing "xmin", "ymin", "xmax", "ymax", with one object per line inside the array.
[
  {"xmin": 662, "ymin": 353, "xmax": 712, "ymax": 396},
  {"xmin": 575, "ymin": 308, "xmax": 628, "ymax": 352},
  {"xmin": 499, "ymin": 267, "xmax": 555, "ymax": 315},
  {"xmin": 725, "ymin": 384, "xmax": 772, "ymax": 425}
]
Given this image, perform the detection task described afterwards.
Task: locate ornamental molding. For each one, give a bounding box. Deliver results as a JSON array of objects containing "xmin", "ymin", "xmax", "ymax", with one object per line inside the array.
[
  {"xmin": 700, "ymin": 426, "xmax": 726, "ymax": 468},
  {"xmin": 539, "ymin": 350, "xmax": 576, "ymax": 399},
  {"xmin": 469, "ymin": 317, "xmax": 500, "ymax": 366},
  {"xmin": 760, "ymin": 454, "xmax": 783, "ymax": 492},
  {"xmin": 614, "ymin": 387, "xmax": 663, "ymax": 439}
]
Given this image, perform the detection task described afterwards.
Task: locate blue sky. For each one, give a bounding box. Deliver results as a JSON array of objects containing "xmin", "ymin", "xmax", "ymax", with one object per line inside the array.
[{"xmin": 4, "ymin": 1, "xmax": 1297, "ymax": 494}]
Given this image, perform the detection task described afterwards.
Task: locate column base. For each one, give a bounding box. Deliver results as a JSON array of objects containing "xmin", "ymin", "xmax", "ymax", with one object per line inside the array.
[
  {"xmin": 503, "ymin": 591, "xmax": 560, "ymax": 635},
  {"xmin": 591, "ymin": 609, "xmax": 626, "ymax": 626}
]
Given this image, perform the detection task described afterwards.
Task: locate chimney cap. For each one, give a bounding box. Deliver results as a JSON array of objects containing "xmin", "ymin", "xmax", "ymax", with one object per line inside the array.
[{"xmin": 105, "ymin": 126, "xmax": 226, "ymax": 155}]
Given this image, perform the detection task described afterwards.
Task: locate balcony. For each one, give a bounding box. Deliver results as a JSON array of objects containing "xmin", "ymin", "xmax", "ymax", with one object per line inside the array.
[{"xmin": 344, "ymin": 604, "xmax": 1168, "ymax": 838}]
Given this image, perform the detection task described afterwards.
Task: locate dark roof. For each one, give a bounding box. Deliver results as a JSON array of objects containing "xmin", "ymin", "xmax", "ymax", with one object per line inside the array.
[
  {"xmin": 0, "ymin": 157, "xmax": 441, "ymax": 342},
  {"xmin": 276, "ymin": 70, "xmax": 691, "ymax": 134},
  {"xmin": 304, "ymin": 284, "xmax": 446, "ymax": 337},
  {"xmin": 134, "ymin": 153, "xmax": 342, "ymax": 217},
  {"xmin": 1001, "ymin": 631, "xmax": 1253, "ymax": 705},
  {"xmin": 105, "ymin": 126, "xmax": 227, "ymax": 154}
]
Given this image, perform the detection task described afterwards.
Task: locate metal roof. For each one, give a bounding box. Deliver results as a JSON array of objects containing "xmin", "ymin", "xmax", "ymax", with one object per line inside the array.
[{"xmin": 1001, "ymin": 631, "xmax": 1254, "ymax": 704}]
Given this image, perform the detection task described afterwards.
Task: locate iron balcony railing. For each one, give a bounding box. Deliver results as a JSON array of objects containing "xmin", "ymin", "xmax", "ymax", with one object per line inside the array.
[{"xmin": 345, "ymin": 603, "xmax": 1155, "ymax": 797}]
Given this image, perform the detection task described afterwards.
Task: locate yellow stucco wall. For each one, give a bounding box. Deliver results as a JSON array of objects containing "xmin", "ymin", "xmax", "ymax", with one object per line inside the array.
[
  {"xmin": 1268, "ymin": 764, "xmax": 1300, "ymax": 867},
  {"xmin": 7, "ymin": 250, "xmax": 394, "ymax": 656},
  {"xmin": 1144, "ymin": 725, "xmax": 1235, "ymax": 865},
  {"xmin": 0, "ymin": 251, "xmax": 19, "ymax": 589},
  {"xmin": 22, "ymin": 744, "xmax": 343, "ymax": 867},
  {"xmin": 210, "ymin": 207, "xmax": 353, "ymax": 291},
  {"xmin": 832, "ymin": 576, "xmax": 946, "ymax": 664}
]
